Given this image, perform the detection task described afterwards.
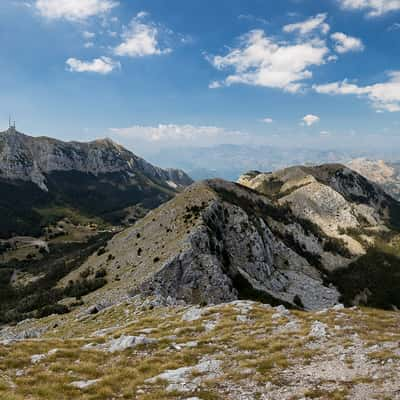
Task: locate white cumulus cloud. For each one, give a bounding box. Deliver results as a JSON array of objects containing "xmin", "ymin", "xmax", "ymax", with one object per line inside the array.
[
  {"xmin": 331, "ymin": 32, "xmax": 365, "ymax": 53},
  {"xmin": 313, "ymin": 71, "xmax": 400, "ymax": 112},
  {"xmin": 283, "ymin": 13, "xmax": 330, "ymax": 35},
  {"xmin": 261, "ymin": 118, "xmax": 274, "ymax": 123},
  {"xmin": 114, "ymin": 12, "xmax": 171, "ymax": 57},
  {"xmin": 66, "ymin": 56, "xmax": 120, "ymax": 74},
  {"xmin": 207, "ymin": 29, "xmax": 330, "ymax": 93},
  {"xmin": 302, "ymin": 114, "xmax": 320, "ymax": 126},
  {"xmin": 337, "ymin": 0, "xmax": 400, "ymax": 17},
  {"xmin": 35, "ymin": 0, "xmax": 118, "ymax": 21}
]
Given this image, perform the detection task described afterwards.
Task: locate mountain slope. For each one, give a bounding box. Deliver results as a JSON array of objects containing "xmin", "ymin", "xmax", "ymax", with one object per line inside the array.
[
  {"xmin": 64, "ymin": 179, "xmax": 342, "ymax": 311},
  {"xmin": 0, "ymin": 128, "xmax": 192, "ymax": 238},
  {"xmin": 57, "ymin": 164, "xmax": 400, "ymax": 313},
  {"xmin": 239, "ymin": 164, "xmax": 400, "ymax": 237},
  {"xmin": 1, "ymin": 166, "xmax": 399, "ymax": 398},
  {"xmin": 2, "ymin": 163, "xmax": 399, "ymax": 324},
  {"xmin": 347, "ymin": 158, "xmax": 400, "ymax": 201}
]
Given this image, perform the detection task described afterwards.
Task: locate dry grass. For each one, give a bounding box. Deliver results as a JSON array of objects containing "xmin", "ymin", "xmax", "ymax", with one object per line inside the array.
[{"xmin": 0, "ymin": 301, "xmax": 399, "ymax": 399}]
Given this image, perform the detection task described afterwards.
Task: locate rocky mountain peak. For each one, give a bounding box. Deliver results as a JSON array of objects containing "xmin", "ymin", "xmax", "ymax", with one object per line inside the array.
[
  {"xmin": 0, "ymin": 129, "xmax": 193, "ymax": 238},
  {"xmin": 0, "ymin": 129, "xmax": 192, "ymax": 191}
]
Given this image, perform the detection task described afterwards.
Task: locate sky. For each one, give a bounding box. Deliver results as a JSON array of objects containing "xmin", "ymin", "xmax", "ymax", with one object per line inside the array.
[{"xmin": 0, "ymin": 0, "xmax": 400, "ymax": 158}]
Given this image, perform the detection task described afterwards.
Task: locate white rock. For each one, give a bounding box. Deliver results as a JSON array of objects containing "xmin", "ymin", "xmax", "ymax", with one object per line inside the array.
[
  {"xmin": 82, "ymin": 342, "xmax": 96, "ymax": 350},
  {"xmin": 166, "ymin": 382, "xmax": 198, "ymax": 393},
  {"xmin": 309, "ymin": 321, "xmax": 328, "ymax": 339},
  {"xmin": 146, "ymin": 359, "xmax": 221, "ymax": 385},
  {"xmin": 240, "ymin": 368, "xmax": 254, "ymax": 375},
  {"xmin": 0, "ymin": 339, "xmax": 14, "ymax": 346},
  {"xmin": 274, "ymin": 305, "xmax": 290, "ymax": 315},
  {"xmin": 138, "ymin": 328, "xmax": 155, "ymax": 334},
  {"xmin": 283, "ymin": 320, "xmax": 299, "ymax": 332},
  {"xmin": 147, "ymin": 365, "xmax": 193, "ymax": 384},
  {"xmin": 83, "ymin": 335, "xmax": 157, "ymax": 352},
  {"xmin": 204, "ymin": 321, "xmax": 216, "ymax": 332},
  {"xmin": 71, "ymin": 379, "xmax": 100, "ymax": 389},
  {"xmin": 181, "ymin": 341, "xmax": 198, "ymax": 348},
  {"xmin": 30, "ymin": 348, "xmax": 58, "ymax": 364},
  {"xmin": 182, "ymin": 307, "xmax": 203, "ymax": 322},
  {"xmin": 230, "ymin": 300, "xmax": 255, "ymax": 314},
  {"xmin": 195, "ymin": 359, "xmax": 222, "ymax": 374},
  {"xmin": 31, "ymin": 354, "xmax": 46, "ymax": 364},
  {"xmin": 91, "ymin": 326, "xmax": 119, "ymax": 337},
  {"xmin": 236, "ymin": 315, "xmax": 249, "ymax": 323},
  {"xmin": 163, "ymin": 335, "xmax": 178, "ymax": 341},
  {"xmin": 107, "ymin": 335, "xmax": 157, "ymax": 353}
]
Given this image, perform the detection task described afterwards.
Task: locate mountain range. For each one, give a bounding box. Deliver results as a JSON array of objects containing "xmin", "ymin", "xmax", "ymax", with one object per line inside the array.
[
  {"xmin": 1, "ymin": 132, "xmax": 400, "ymax": 399},
  {"xmin": 0, "ymin": 127, "xmax": 192, "ymax": 238},
  {"xmin": 148, "ymin": 144, "xmax": 400, "ymax": 181},
  {"xmin": 1, "ymin": 130, "xmax": 399, "ymax": 323},
  {"xmin": 60, "ymin": 164, "xmax": 400, "ymax": 312},
  {"xmin": 347, "ymin": 158, "xmax": 400, "ymax": 201}
]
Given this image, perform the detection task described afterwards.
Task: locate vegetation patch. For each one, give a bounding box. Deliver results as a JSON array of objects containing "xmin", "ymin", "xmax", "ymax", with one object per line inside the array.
[
  {"xmin": 330, "ymin": 249, "xmax": 400, "ymax": 309},
  {"xmin": 0, "ymin": 233, "xmax": 111, "ymax": 323}
]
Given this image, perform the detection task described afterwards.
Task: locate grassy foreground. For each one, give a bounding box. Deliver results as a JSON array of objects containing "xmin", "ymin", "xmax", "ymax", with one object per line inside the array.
[{"xmin": 1, "ymin": 298, "xmax": 400, "ymax": 400}]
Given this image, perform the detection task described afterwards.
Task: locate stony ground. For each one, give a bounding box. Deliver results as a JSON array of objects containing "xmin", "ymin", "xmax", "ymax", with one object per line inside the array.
[{"xmin": 0, "ymin": 298, "xmax": 400, "ymax": 400}]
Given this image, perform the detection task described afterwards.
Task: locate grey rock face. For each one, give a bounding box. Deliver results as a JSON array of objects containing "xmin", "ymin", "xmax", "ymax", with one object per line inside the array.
[
  {"xmin": 0, "ymin": 128, "xmax": 192, "ymax": 190},
  {"xmin": 139, "ymin": 183, "xmax": 340, "ymax": 310},
  {"xmin": 73, "ymin": 168, "xmax": 398, "ymax": 312}
]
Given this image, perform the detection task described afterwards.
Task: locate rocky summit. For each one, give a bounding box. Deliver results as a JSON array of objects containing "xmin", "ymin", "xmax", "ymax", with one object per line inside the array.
[{"xmin": 0, "ymin": 128, "xmax": 192, "ymax": 238}]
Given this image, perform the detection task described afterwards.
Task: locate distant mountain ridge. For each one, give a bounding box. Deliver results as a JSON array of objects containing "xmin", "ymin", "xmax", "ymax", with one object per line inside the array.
[
  {"xmin": 0, "ymin": 127, "xmax": 191, "ymax": 191},
  {"xmin": 347, "ymin": 158, "xmax": 400, "ymax": 201},
  {"xmin": 149, "ymin": 144, "xmax": 398, "ymax": 181},
  {"xmin": 0, "ymin": 128, "xmax": 192, "ymax": 238}
]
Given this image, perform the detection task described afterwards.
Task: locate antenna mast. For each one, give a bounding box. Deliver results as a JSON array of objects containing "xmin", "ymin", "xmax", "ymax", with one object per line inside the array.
[{"xmin": 8, "ymin": 115, "xmax": 16, "ymax": 132}]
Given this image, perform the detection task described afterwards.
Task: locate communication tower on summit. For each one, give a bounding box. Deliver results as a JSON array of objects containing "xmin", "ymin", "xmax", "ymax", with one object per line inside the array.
[{"xmin": 8, "ymin": 115, "xmax": 16, "ymax": 132}]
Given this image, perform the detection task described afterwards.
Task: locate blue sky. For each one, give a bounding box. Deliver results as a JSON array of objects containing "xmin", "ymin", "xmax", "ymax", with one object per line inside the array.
[{"xmin": 0, "ymin": 0, "xmax": 400, "ymax": 157}]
